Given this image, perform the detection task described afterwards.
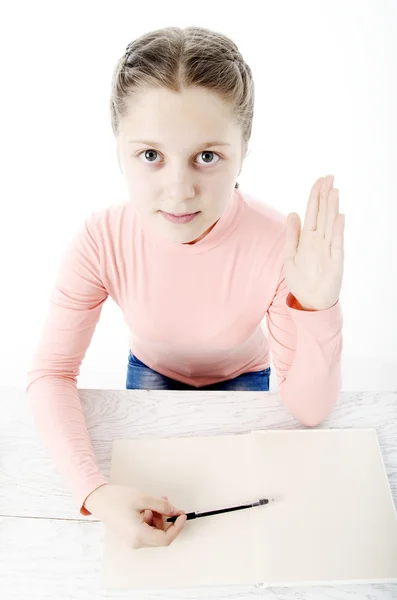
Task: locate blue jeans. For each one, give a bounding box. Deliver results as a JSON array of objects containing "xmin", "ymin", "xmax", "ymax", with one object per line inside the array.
[{"xmin": 126, "ymin": 351, "xmax": 271, "ymax": 391}]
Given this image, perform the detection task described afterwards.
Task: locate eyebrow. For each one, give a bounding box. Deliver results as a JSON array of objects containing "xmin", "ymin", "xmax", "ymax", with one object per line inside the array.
[{"xmin": 127, "ymin": 139, "xmax": 231, "ymax": 149}]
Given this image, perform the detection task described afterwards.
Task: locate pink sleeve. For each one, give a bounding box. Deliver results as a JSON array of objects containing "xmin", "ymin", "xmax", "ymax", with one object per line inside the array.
[
  {"xmin": 266, "ymin": 265, "xmax": 343, "ymax": 426},
  {"xmin": 26, "ymin": 214, "xmax": 109, "ymax": 515}
]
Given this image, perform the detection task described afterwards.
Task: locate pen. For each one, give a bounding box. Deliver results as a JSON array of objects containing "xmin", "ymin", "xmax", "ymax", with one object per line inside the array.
[{"xmin": 166, "ymin": 497, "xmax": 275, "ymax": 523}]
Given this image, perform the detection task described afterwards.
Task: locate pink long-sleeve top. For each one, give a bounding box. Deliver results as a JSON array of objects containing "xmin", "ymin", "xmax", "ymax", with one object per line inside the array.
[{"xmin": 26, "ymin": 188, "xmax": 343, "ymax": 515}]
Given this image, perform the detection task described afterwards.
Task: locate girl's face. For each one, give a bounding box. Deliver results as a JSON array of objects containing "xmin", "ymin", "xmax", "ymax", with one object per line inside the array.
[{"xmin": 116, "ymin": 86, "xmax": 246, "ymax": 244}]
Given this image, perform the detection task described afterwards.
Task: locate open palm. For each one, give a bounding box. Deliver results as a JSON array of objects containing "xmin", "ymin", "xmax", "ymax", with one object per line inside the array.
[{"xmin": 284, "ymin": 175, "xmax": 345, "ymax": 311}]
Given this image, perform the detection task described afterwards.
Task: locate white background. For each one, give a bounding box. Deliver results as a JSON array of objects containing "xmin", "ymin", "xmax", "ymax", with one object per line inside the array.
[{"xmin": 1, "ymin": 0, "xmax": 396, "ymax": 392}]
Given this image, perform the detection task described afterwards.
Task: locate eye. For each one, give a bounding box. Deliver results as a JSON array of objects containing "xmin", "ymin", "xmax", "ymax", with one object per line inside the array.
[
  {"xmin": 196, "ymin": 151, "xmax": 220, "ymax": 165},
  {"xmin": 137, "ymin": 149, "xmax": 221, "ymax": 165},
  {"xmin": 138, "ymin": 149, "xmax": 161, "ymax": 163}
]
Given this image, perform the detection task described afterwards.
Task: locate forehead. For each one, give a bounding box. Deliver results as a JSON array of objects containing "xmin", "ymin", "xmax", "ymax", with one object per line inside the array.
[{"xmin": 121, "ymin": 86, "xmax": 239, "ymax": 140}]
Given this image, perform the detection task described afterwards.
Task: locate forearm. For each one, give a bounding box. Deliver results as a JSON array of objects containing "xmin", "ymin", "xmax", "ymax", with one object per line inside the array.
[{"xmin": 27, "ymin": 376, "xmax": 108, "ymax": 515}]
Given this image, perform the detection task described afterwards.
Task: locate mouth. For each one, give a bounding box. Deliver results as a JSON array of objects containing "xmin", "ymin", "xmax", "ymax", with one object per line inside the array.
[{"xmin": 159, "ymin": 210, "xmax": 200, "ymax": 224}]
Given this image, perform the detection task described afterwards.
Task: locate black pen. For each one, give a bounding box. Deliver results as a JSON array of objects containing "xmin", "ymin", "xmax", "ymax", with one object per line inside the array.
[{"xmin": 166, "ymin": 497, "xmax": 274, "ymax": 523}]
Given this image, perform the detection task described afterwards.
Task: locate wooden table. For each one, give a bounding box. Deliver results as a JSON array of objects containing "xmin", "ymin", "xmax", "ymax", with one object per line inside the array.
[{"xmin": 1, "ymin": 387, "xmax": 396, "ymax": 599}]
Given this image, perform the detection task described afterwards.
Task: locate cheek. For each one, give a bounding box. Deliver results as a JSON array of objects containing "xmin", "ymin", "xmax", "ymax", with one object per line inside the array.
[
  {"xmin": 126, "ymin": 179, "xmax": 155, "ymax": 208},
  {"xmin": 207, "ymin": 195, "xmax": 231, "ymax": 215},
  {"xmin": 128, "ymin": 193, "xmax": 153, "ymax": 217},
  {"xmin": 129, "ymin": 178, "xmax": 151, "ymax": 195}
]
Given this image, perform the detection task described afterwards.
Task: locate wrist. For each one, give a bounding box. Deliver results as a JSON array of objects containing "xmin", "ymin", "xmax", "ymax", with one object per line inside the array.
[
  {"xmin": 289, "ymin": 295, "xmax": 315, "ymax": 311},
  {"xmin": 83, "ymin": 483, "xmax": 109, "ymax": 512}
]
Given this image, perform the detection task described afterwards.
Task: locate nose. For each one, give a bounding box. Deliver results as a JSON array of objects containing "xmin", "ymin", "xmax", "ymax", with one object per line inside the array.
[
  {"xmin": 163, "ymin": 186, "xmax": 196, "ymax": 213},
  {"xmin": 162, "ymin": 174, "xmax": 197, "ymax": 206}
]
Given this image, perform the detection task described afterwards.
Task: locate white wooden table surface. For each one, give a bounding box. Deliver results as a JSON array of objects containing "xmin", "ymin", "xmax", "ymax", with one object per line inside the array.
[{"xmin": 0, "ymin": 387, "xmax": 396, "ymax": 600}]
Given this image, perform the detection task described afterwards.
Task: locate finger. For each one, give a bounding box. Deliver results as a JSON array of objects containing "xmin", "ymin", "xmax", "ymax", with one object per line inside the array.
[
  {"xmin": 164, "ymin": 514, "xmax": 187, "ymax": 544},
  {"xmin": 284, "ymin": 213, "xmax": 300, "ymax": 263},
  {"xmin": 317, "ymin": 175, "xmax": 334, "ymax": 235},
  {"xmin": 136, "ymin": 494, "xmax": 175, "ymax": 516},
  {"xmin": 141, "ymin": 514, "xmax": 187, "ymax": 547},
  {"xmin": 152, "ymin": 511, "xmax": 165, "ymax": 530},
  {"xmin": 158, "ymin": 496, "xmax": 173, "ymax": 528},
  {"xmin": 142, "ymin": 509, "xmax": 153, "ymax": 525},
  {"xmin": 151, "ymin": 507, "xmax": 185, "ymax": 532},
  {"xmin": 160, "ymin": 496, "xmax": 186, "ymax": 515},
  {"xmin": 303, "ymin": 177, "xmax": 323, "ymax": 232},
  {"xmin": 164, "ymin": 509, "xmax": 186, "ymax": 532},
  {"xmin": 154, "ymin": 496, "xmax": 169, "ymax": 529},
  {"xmin": 324, "ymin": 188, "xmax": 339, "ymax": 244},
  {"xmin": 331, "ymin": 213, "xmax": 345, "ymax": 261}
]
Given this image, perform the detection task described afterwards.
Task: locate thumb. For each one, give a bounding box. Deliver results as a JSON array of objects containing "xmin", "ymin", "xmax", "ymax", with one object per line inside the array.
[
  {"xmin": 136, "ymin": 494, "xmax": 175, "ymax": 516},
  {"xmin": 284, "ymin": 213, "xmax": 300, "ymax": 263}
]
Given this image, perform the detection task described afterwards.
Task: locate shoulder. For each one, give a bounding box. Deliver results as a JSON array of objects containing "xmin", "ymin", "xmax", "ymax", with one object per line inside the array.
[{"xmin": 88, "ymin": 199, "xmax": 131, "ymax": 227}]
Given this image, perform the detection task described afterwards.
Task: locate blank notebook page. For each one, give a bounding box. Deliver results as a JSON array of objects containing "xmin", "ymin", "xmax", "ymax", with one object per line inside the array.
[
  {"xmin": 101, "ymin": 433, "xmax": 261, "ymax": 589},
  {"xmin": 251, "ymin": 429, "xmax": 397, "ymax": 586}
]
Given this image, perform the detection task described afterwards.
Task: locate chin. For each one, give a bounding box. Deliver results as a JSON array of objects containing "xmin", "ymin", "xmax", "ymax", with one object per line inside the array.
[
  {"xmin": 166, "ymin": 228, "xmax": 202, "ymax": 244},
  {"xmin": 156, "ymin": 214, "xmax": 208, "ymax": 244}
]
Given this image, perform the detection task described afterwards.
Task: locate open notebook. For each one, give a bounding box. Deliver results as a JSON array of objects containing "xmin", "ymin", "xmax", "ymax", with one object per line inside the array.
[{"xmin": 101, "ymin": 429, "xmax": 397, "ymax": 590}]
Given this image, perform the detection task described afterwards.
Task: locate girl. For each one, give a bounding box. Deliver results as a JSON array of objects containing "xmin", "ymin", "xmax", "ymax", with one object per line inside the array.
[{"xmin": 26, "ymin": 26, "xmax": 344, "ymax": 550}]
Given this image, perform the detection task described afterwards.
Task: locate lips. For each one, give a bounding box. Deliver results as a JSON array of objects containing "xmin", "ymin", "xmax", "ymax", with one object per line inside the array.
[
  {"xmin": 160, "ymin": 211, "xmax": 200, "ymax": 224},
  {"xmin": 165, "ymin": 211, "xmax": 198, "ymax": 216},
  {"xmin": 169, "ymin": 213, "xmax": 193, "ymax": 217}
]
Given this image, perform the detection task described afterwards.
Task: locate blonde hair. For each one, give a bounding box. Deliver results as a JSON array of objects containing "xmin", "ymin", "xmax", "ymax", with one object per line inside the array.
[{"xmin": 110, "ymin": 26, "xmax": 255, "ymax": 189}]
